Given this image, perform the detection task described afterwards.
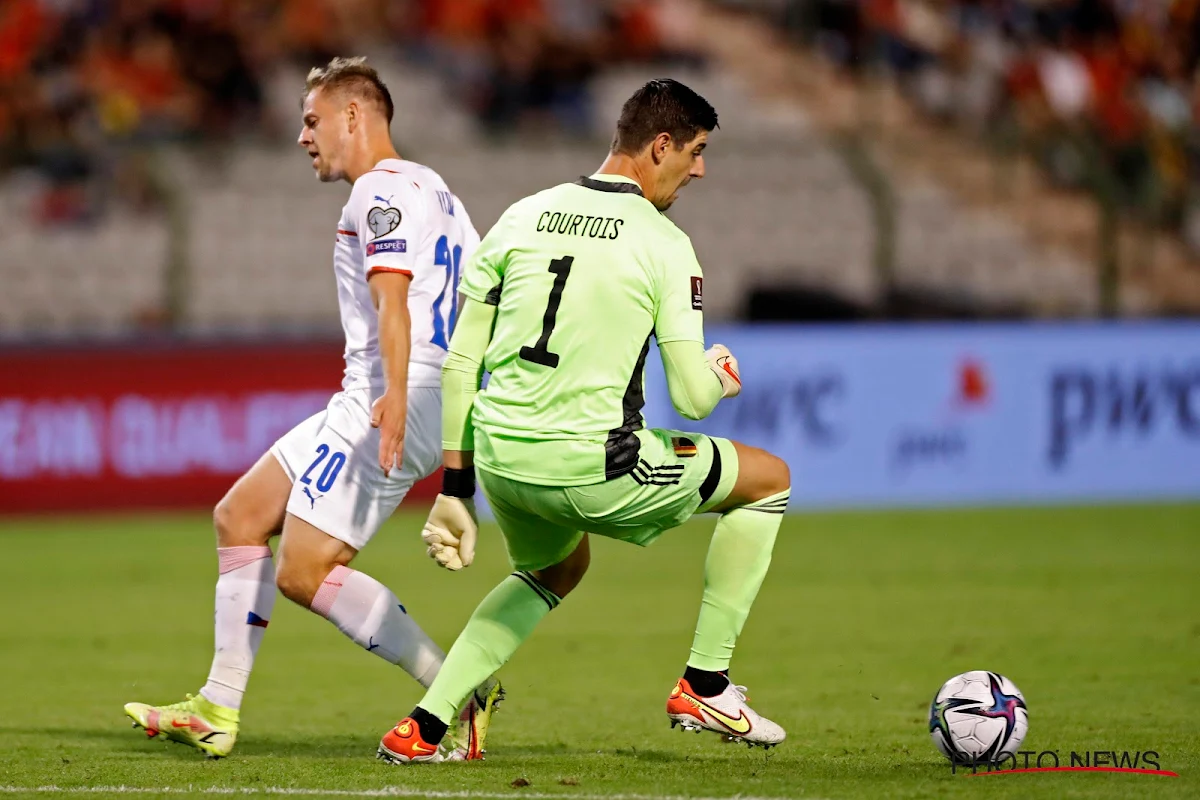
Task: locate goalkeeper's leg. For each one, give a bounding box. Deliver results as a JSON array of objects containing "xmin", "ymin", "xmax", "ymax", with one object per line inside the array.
[
  {"xmin": 282, "ymin": 514, "xmax": 504, "ymax": 761},
  {"xmin": 380, "ymin": 523, "xmax": 590, "ymax": 763},
  {"xmin": 667, "ymin": 441, "xmax": 790, "ymax": 747}
]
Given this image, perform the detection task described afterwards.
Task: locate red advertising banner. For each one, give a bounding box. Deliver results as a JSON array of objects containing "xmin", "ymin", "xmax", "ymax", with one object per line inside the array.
[{"xmin": 0, "ymin": 342, "xmax": 439, "ymax": 513}]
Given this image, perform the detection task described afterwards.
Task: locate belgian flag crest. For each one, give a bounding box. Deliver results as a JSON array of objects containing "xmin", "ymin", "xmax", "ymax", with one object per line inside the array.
[{"xmin": 671, "ymin": 436, "xmax": 698, "ymax": 457}]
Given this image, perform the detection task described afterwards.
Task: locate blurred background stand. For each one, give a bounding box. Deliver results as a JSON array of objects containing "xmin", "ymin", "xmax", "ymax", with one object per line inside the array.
[{"xmin": 1, "ymin": 0, "xmax": 1198, "ymax": 512}]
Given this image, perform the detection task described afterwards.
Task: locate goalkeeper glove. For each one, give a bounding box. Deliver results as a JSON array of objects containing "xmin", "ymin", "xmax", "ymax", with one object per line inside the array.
[
  {"xmin": 422, "ymin": 467, "xmax": 478, "ymax": 570},
  {"xmin": 706, "ymin": 343, "xmax": 742, "ymax": 398},
  {"xmin": 422, "ymin": 494, "xmax": 478, "ymax": 570}
]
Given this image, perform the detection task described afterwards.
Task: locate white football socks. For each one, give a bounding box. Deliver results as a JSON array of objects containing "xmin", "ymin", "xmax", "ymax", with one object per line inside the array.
[
  {"xmin": 310, "ymin": 566, "xmax": 444, "ymax": 687},
  {"xmin": 200, "ymin": 546, "xmax": 276, "ymax": 711}
]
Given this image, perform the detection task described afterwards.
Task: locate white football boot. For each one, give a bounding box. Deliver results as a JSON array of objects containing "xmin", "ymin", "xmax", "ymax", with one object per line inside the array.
[{"xmin": 666, "ymin": 677, "xmax": 786, "ymax": 748}]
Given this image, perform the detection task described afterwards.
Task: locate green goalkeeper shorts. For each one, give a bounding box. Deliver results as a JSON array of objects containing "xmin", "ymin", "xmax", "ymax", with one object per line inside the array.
[{"xmin": 477, "ymin": 428, "xmax": 739, "ymax": 572}]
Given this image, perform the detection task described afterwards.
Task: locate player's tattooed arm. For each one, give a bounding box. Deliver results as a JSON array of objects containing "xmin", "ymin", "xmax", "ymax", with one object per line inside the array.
[{"xmin": 369, "ymin": 271, "xmax": 413, "ymax": 475}]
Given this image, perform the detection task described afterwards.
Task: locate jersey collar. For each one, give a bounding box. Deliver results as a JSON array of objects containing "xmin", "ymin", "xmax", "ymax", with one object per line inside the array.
[
  {"xmin": 576, "ymin": 173, "xmax": 644, "ymax": 196},
  {"xmin": 372, "ymin": 158, "xmax": 404, "ymax": 171}
]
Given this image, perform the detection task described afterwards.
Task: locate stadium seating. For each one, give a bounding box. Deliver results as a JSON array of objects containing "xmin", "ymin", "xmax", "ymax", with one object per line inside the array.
[{"xmin": 1, "ymin": 62, "xmax": 1103, "ymax": 337}]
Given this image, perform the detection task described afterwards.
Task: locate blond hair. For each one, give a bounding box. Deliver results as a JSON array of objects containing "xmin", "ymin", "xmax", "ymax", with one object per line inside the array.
[{"xmin": 303, "ymin": 56, "xmax": 394, "ymax": 123}]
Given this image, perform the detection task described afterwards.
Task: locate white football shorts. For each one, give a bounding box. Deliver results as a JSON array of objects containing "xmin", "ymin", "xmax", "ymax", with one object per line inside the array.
[{"xmin": 270, "ymin": 387, "xmax": 441, "ymax": 550}]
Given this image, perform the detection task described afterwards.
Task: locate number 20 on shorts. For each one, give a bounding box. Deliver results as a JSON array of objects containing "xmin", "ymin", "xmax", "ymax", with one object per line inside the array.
[{"xmin": 300, "ymin": 444, "xmax": 347, "ymax": 492}]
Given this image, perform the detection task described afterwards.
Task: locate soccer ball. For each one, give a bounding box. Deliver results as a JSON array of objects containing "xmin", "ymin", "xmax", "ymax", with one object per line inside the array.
[{"xmin": 928, "ymin": 670, "xmax": 1028, "ymax": 764}]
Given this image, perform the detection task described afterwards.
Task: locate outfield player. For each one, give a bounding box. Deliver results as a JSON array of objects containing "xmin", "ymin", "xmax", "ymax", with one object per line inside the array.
[
  {"xmin": 377, "ymin": 79, "xmax": 791, "ymax": 763},
  {"xmin": 123, "ymin": 57, "xmax": 501, "ymax": 760}
]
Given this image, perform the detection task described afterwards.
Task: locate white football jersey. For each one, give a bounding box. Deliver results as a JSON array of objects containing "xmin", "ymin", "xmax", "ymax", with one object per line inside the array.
[{"xmin": 334, "ymin": 158, "xmax": 480, "ymax": 391}]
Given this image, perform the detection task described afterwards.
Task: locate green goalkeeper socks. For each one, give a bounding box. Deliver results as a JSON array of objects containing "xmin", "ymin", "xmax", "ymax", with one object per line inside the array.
[
  {"xmin": 419, "ymin": 572, "xmax": 560, "ymax": 724},
  {"xmin": 688, "ymin": 489, "xmax": 789, "ymax": 672}
]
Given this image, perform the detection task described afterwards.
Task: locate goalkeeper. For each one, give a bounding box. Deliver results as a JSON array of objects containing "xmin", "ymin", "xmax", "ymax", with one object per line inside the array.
[{"xmin": 378, "ymin": 79, "xmax": 791, "ymax": 763}]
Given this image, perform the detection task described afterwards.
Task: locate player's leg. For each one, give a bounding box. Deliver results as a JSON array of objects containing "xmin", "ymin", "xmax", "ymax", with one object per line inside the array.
[
  {"xmin": 276, "ymin": 388, "xmax": 448, "ymax": 685},
  {"xmin": 274, "ymin": 512, "xmax": 445, "ymax": 687},
  {"xmin": 544, "ymin": 429, "xmax": 788, "ymax": 746},
  {"xmin": 285, "ymin": 516, "xmax": 505, "ymax": 762},
  {"xmin": 379, "ymin": 475, "xmax": 584, "ymax": 763},
  {"xmin": 529, "ymin": 529, "xmax": 591, "ymax": 598},
  {"xmin": 123, "ymin": 447, "xmax": 294, "ymax": 757},
  {"xmin": 706, "ymin": 441, "xmax": 791, "ymax": 513},
  {"xmin": 404, "ymin": 531, "xmax": 591, "ymax": 726},
  {"xmin": 688, "ymin": 440, "xmax": 789, "ymax": 673},
  {"xmin": 203, "ymin": 451, "xmax": 293, "ymax": 706},
  {"xmin": 668, "ymin": 439, "xmax": 790, "ymax": 747}
]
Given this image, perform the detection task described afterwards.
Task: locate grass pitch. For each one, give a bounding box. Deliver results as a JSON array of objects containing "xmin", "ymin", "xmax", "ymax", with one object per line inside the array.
[{"xmin": 0, "ymin": 505, "xmax": 1196, "ymax": 799}]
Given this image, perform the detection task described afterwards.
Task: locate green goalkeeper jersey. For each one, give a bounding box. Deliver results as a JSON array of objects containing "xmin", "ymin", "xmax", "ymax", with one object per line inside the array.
[{"xmin": 457, "ymin": 173, "xmax": 706, "ymax": 486}]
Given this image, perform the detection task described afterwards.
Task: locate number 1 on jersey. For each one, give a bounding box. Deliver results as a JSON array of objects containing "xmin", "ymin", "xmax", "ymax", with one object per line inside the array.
[{"xmin": 519, "ymin": 256, "xmax": 574, "ymax": 368}]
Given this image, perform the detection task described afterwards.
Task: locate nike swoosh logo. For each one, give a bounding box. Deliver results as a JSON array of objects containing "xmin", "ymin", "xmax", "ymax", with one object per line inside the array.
[
  {"xmin": 689, "ymin": 695, "xmax": 752, "ymax": 735},
  {"xmin": 410, "ymin": 741, "xmax": 437, "ymax": 756},
  {"xmin": 719, "ymin": 359, "xmax": 741, "ymax": 386}
]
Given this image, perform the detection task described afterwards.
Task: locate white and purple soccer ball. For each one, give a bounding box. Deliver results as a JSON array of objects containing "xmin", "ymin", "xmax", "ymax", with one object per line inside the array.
[{"xmin": 929, "ymin": 670, "xmax": 1029, "ymax": 764}]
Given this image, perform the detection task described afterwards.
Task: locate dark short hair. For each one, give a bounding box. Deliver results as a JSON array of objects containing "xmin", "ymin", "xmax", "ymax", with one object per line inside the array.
[
  {"xmin": 611, "ymin": 79, "xmax": 718, "ymax": 156},
  {"xmin": 304, "ymin": 56, "xmax": 394, "ymax": 124}
]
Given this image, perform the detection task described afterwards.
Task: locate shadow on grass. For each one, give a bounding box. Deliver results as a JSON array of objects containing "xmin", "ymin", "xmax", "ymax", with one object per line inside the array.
[
  {"xmin": 7, "ymin": 729, "xmax": 715, "ymax": 765},
  {"xmin": 6, "ymin": 728, "xmax": 794, "ymax": 775},
  {"xmin": 490, "ymin": 744, "xmax": 702, "ymax": 762},
  {"xmin": 3, "ymin": 727, "xmax": 382, "ymax": 760}
]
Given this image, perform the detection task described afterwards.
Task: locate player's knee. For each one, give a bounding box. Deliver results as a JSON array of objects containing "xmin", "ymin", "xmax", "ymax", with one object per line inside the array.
[
  {"xmin": 744, "ymin": 451, "xmax": 790, "ymax": 503},
  {"xmin": 274, "ymin": 566, "xmax": 314, "ymax": 609},
  {"xmin": 275, "ymin": 559, "xmax": 320, "ymax": 608},
  {"xmin": 213, "ymin": 493, "xmax": 272, "ymax": 548},
  {"xmin": 533, "ymin": 544, "xmax": 590, "ymax": 600},
  {"xmin": 213, "ymin": 497, "xmax": 242, "ymax": 547},
  {"xmin": 763, "ymin": 452, "xmax": 790, "ymax": 498},
  {"xmin": 536, "ymin": 563, "xmax": 587, "ymax": 599}
]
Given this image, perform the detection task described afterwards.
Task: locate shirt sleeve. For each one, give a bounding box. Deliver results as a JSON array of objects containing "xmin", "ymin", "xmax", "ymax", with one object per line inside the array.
[
  {"xmin": 660, "ymin": 339, "xmax": 724, "ymax": 420},
  {"xmin": 653, "ymin": 236, "xmax": 705, "ymax": 345},
  {"xmin": 351, "ymin": 172, "xmax": 424, "ymax": 280},
  {"xmin": 457, "ymin": 206, "xmax": 510, "ymax": 306},
  {"xmin": 441, "ymin": 296, "xmax": 496, "ymax": 451}
]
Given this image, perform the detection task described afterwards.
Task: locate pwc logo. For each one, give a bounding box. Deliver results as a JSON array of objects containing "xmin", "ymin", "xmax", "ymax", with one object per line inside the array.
[
  {"xmin": 955, "ymin": 359, "xmax": 991, "ymax": 409},
  {"xmin": 706, "ymin": 368, "xmax": 845, "ymax": 447},
  {"xmin": 892, "ymin": 358, "xmax": 992, "ymax": 471},
  {"xmin": 1047, "ymin": 363, "xmax": 1200, "ymax": 468}
]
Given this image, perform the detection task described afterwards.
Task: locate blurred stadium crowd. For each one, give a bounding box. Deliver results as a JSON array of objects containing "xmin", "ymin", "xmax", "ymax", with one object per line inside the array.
[
  {"xmin": 6, "ymin": 0, "xmax": 1198, "ymax": 251},
  {"xmin": 3, "ymin": 0, "xmax": 1198, "ymax": 331},
  {"xmin": 753, "ymin": 0, "xmax": 1200, "ymax": 245},
  {"xmin": 0, "ymin": 0, "xmax": 700, "ymax": 226}
]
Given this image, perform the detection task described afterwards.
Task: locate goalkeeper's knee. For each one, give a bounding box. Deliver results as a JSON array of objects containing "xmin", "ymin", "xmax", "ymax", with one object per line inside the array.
[{"xmin": 738, "ymin": 451, "xmax": 790, "ymax": 508}]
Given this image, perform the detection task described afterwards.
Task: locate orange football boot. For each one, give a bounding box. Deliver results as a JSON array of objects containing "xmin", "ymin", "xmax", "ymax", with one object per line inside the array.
[{"xmin": 378, "ymin": 717, "xmax": 445, "ymax": 764}]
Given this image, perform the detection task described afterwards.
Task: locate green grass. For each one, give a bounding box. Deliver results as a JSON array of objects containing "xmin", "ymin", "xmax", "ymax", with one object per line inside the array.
[{"xmin": 0, "ymin": 505, "xmax": 1197, "ymax": 799}]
